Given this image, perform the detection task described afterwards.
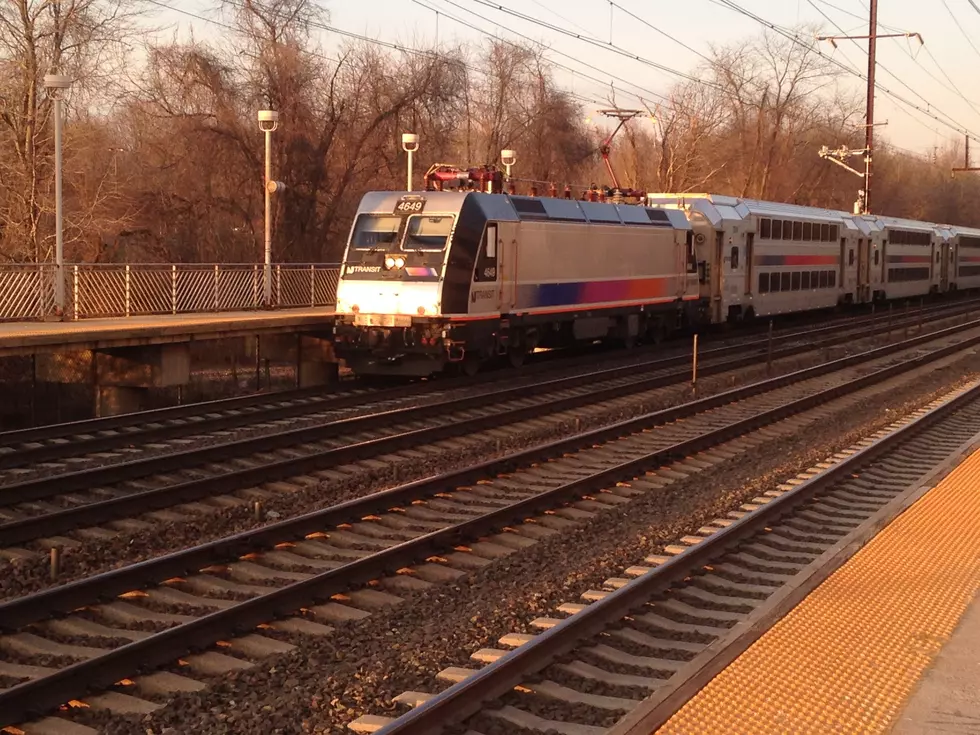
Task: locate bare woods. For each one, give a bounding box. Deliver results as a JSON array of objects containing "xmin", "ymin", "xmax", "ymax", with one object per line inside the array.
[{"xmin": 1, "ymin": 0, "xmax": 978, "ymax": 266}]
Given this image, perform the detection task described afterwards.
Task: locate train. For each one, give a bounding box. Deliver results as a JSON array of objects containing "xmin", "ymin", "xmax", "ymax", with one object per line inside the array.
[{"xmin": 331, "ymin": 165, "xmax": 980, "ymax": 377}]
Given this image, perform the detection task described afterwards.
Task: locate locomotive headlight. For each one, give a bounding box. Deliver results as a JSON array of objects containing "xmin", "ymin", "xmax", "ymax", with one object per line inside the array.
[
  {"xmin": 385, "ymin": 256, "xmax": 396, "ymax": 269},
  {"xmin": 394, "ymin": 256, "xmax": 406, "ymax": 269}
]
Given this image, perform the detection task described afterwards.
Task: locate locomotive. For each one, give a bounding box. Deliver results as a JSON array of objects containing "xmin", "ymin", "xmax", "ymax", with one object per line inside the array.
[{"xmin": 332, "ymin": 165, "xmax": 980, "ymax": 377}]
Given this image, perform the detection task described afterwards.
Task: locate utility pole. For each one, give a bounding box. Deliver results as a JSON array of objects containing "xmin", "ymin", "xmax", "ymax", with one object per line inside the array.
[
  {"xmin": 816, "ymin": 3, "xmax": 921, "ymax": 215},
  {"xmin": 952, "ymin": 135, "xmax": 980, "ymax": 176},
  {"xmin": 864, "ymin": 0, "xmax": 877, "ymax": 213}
]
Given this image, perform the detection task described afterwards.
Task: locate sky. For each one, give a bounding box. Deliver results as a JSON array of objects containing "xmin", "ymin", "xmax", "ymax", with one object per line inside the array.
[{"xmin": 148, "ymin": 0, "xmax": 980, "ymax": 159}]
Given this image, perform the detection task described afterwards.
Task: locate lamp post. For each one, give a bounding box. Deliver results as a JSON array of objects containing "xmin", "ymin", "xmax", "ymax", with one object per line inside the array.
[
  {"xmin": 45, "ymin": 73, "xmax": 71, "ymax": 314},
  {"xmin": 402, "ymin": 133, "xmax": 419, "ymax": 191},
  {"xmin": 501, "ymin": 149, "xmax": 517, "ymax": 181},
  {"xmin": 257, "ymin": 109, "xmax": 284, "ymax": 307}
]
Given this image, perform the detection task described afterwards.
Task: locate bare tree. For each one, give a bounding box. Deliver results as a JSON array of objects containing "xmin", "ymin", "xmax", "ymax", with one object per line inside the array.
[{"xmin": 0, "ymin": 0, "xmax": 147, "ymax": 261}]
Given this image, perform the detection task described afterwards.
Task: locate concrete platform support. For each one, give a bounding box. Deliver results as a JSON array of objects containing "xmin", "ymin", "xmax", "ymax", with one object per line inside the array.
[
  {"xmin": 297, "ymin": 335, "xmax": 339, "ymax": 387},
  {"xmin": 37, "ymin": 343, "xmax": 191, "ymax": 417},
  {"xmin": 248, "ymin": 333, "xmax": 338, "ymax": 388}
]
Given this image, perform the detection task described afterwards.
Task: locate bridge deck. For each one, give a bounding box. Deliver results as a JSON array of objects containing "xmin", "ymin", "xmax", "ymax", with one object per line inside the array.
[{"xmin": 0, "ymin": 307, "xmax": 336, "ymax": 356}]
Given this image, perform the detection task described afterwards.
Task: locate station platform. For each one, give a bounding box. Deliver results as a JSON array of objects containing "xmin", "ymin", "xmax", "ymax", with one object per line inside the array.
[
  {"xmin": 0, "ymin": 307, "xmax": 336, "ymax": 356},
  {"xmin": 653, "ymin": 440, "xmax": 980, "ymax": 735}
]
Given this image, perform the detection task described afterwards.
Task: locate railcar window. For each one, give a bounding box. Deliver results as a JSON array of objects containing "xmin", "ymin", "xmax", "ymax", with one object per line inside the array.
[
  {"xmin": 781, "ymin": 272, "xmax": 791, "ymax": 291},
  {"xmin": 730, "ymin": 246, "xmax": 739, "ymax": 269},
  {"xmin": 962, "ymin": 235, "xmax": 980, "ymax": 248},
  {"xmin": 760, "ymin": 218, "xmax": 771, "ymax": 239},
  {"xmin": 403, "ymin": 215, "xmax": 454, "ymax": 251},
  {"xmin": 803, "ymin": 222, "xmax": 812, "ymax": 240},
  {"xmin": 936, "ymin": 251, "xmax": 940, "ymax": 262},
  {"xmin": 829, "ymin": 271, "xmax": 836, "ymax": 287},
  {"xmin": 874, "ymin": 250, "xmax": 880, "ymax": 265},
  {"xmin": 759, "ymin": 272, "xmax": 770, "ymax": 292},
  {"xmin": 793, "ymin": 221, "xmax": 803, "ymax": 241},
  {"xmin": 819, "ymin": 271, "xmax": 828, "ymax": 288},
  {"xmin": 791, "ymin": 271, "xmax": 801, "ymax": 290},
  {"xmin": 802, "ymin": 271, "xmax": 811, "ymax": 289},
  {"xmin": 849, "ymin": 249, "xmax": 855, "ymax": 266},
  {"xmin": 820, "ymin": 224, "xmax": 829, "ymax": 241},
  {"xmin": 350, "ymin": 214, "xmax": 402, "ymax": 249},
  {"xmin": 772, "ymin": 220, "xmax": 783, "ymax": 239},
  {"xmin": 811, "ymin": 270, "xmax": 819, "ymax": 286},
  {"xmin": 770, "ymin": 273, "xmax": 781, "ymax": 292}
]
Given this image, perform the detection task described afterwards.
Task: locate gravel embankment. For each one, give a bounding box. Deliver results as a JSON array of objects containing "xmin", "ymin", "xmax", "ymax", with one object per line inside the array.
[
  {"xmin": 65, "ymin": 349, "xmax": 980, "ymax": 735},
  {"xmin": 0, "ymin": 321, "xmax": 939, "ymax": 603}
]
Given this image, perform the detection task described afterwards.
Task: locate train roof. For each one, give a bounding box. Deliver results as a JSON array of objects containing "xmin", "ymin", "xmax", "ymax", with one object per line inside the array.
[
  {"xmin": 356, "ymin": 190, "xmax": 691, "ymax": 229},
  {"xmin": 646, "ymin": 193, "xmax": 857, "ymax": 229},
  {"xmin": 862, "ymin": 213, "xmax": 942, "ymax": 234},
  {"xmin": 646, "ymin": 192, "xmax": 980, "ymax": 239}
]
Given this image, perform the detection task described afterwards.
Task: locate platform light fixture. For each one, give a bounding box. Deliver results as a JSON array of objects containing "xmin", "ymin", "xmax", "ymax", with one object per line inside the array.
[
  {"xmin": 402, "ymin": 133, "xmax": 419, "ymax": 191},
  {"xmin": 501, "ymin": 149, "xmax": 517, "ymax": 181},
  {"xmin": 45, "ymin": 73, "xmax": 71, "ymax": 314},
  {"xmin": 258, "ymin": 110, "xmax": 284, "ymax": 307}
]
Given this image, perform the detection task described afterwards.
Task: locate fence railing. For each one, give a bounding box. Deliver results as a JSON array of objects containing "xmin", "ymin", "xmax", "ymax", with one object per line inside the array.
[{"xmin": 0, "ymin": 263, "xmax": 340, "ymax": 322}]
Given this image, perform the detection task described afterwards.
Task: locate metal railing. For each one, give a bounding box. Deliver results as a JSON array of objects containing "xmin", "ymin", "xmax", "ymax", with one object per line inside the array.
[{"xmin": 0, "ymin": 263, "xmax": 339, "ymax": 321}]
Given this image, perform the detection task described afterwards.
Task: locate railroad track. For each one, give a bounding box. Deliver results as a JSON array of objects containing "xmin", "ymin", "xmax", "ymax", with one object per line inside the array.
[
  {"xmin": 0, "ymin": 302, "xmax": 971, "ymax": 556},
  {"xmin": 361, "ymin": 378, "xmax": 980, "ymax": 735},
  {"xmin": 0, "ymin": 297, "xmax": 968, "ymax": 475},
  {"xmin": 1, "ymin": 317, "xmax": 979, "ymax": 731}
]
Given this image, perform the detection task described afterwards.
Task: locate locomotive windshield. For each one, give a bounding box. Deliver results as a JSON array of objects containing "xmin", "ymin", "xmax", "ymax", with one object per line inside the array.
[
  {"xmin": 350, "ymin": 214, "xmax": 401, "ymax": 250},
  {"xmin": 403, "ymin": 215, "xmax": 453, "ymax": 252}
]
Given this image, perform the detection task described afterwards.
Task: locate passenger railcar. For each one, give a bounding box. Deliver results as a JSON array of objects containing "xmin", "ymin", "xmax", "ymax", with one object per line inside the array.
[
  {"xmin": 868, "ymin": 216, "xmax": 944, "ymax": 299},
  {"xmin": 332, "ymin": 190, "xmax": 702, "ymax": 376},
  {"xmin": 646, "ymin": 194, "xmax": 859, "ymax": 321},
  {"xmin": 949, "ymin": 226, "xmax": 980, "ymax": 292}
]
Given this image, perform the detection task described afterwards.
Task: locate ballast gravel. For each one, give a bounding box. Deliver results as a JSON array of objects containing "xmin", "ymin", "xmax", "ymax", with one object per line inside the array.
[{"xmin": 61, "ymin": 350, "xmax": 980, "ymax": 734}]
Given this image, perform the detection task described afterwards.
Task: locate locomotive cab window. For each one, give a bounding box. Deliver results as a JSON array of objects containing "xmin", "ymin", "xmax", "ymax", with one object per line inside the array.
[
  {"xmin": 351, "ymin": 214, "xmax": 402, "ymax": 250},
  {"xmin": 474, "ymin": 224, "xmax": 498, "ymax": 283},
  {"xmin": 403, "ymin": 215, "xmax": 454, "ymax": 252}
]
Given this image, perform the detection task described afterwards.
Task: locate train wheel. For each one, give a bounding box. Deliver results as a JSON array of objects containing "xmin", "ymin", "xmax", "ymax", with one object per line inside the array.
[
  {"xmin": 462, "ymin": 355, "xmax": 482, "ymax": 376},
  {"xmin": 508, "ymin": 346, "xmax": 526, "ymax": 368}
]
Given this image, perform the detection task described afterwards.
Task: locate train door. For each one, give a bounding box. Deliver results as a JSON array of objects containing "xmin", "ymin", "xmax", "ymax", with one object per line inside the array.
[
  {"xmin": 469, "ymin": 223, "xmax": 500, "ymax": 316},
  {"xmin": 712, "ymin": 230, "xmax": 724, "ymax": 323},
  {"xmin": 857, "ymin": 238, "xmax": 870, "ymax": 302},
  {"xmin": 744, "ymin": 233, "xmax": 754, "ymax": 296},
  {"xmin": 940, "ymin": 240, "xmax": 950, "ymax": 292},
  {"xmin": 496, "ymin": 221, "xmax": 519, "ymax": 313},
  {"xmin": 839, "ymin": 237, "xmax": 846, "ymax": 299},
  {"xmin": 953, "ymin": 242, "xmax": 959, "ymax": 289}
]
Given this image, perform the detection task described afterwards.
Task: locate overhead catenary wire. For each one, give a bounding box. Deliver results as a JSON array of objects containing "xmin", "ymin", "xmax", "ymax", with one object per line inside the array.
[
  {"xmin": 423, "ymin": 0, "xmax": 689, "ymax": 112},
  {"xmin": 942, "ymin": 0, "xmax": 980, "ymax": 63},
  {"xmin": 466, "ymin": 0, "xmax": 729, "ymax": 92},
  {"xmin": 149, "ymin": 0, "xmax": 610, "ymax": 111},
  {"xmin": 805, "ymin": 0, "xmax": 977, "ymax": 145},
  {"xmin": 710, "ymin": 0, "xmax": 980, "ymax": 142},
  {"xmin": 415, "ymin": 0, "xmax": 657, "ymax": 110}
]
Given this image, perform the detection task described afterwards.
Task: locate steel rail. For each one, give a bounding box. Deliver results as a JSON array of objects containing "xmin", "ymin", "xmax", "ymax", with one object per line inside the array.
[
  {"xmin": 2, "ymin": 314, "xmax": 977, "ymax": 546},
  {"xmin": 372, "ymin": 377, "xmax": 980, "ymax": 735},
  {"xmin": 0, "ymin": 299, "xmax": 966, "ymax": 501},
  {"xmin": 0, "ymin": 297, "xmax": 968, "ymax": 470},
  {"xmin": 0, "ymin": 326, "xmax": 977, "ymax": 726}
]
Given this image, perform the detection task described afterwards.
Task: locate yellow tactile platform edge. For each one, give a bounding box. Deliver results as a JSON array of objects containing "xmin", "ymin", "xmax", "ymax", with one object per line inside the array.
[{"xmin": 655, "ymin": 438, "xmax": 980, "ymax": 735}]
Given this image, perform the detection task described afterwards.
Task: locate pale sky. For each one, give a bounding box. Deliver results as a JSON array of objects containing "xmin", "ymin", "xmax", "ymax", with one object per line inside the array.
[{"xmin": 149, "ymin": 0, "xmax": 980, "ymax": 158}]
